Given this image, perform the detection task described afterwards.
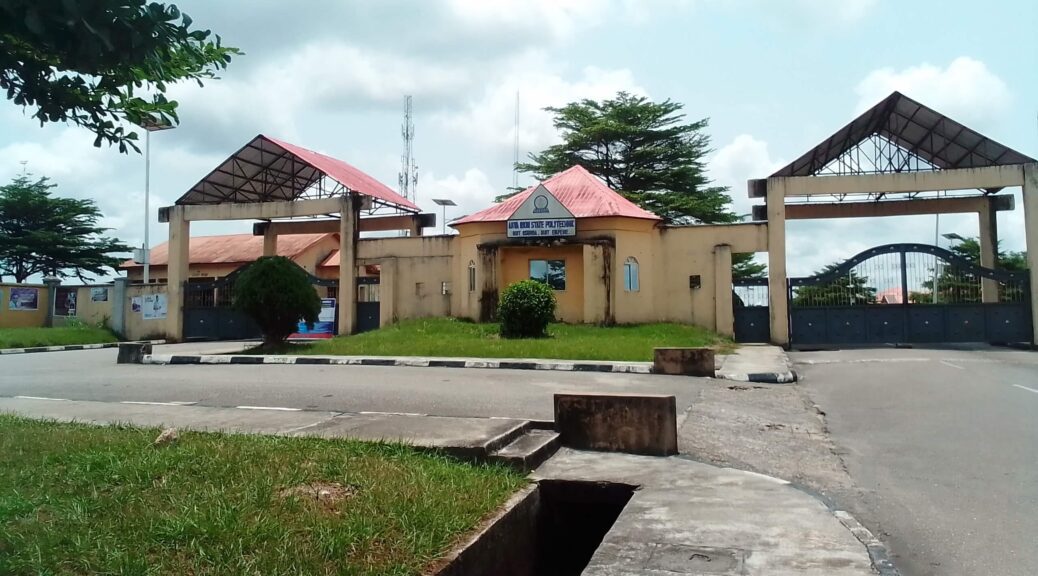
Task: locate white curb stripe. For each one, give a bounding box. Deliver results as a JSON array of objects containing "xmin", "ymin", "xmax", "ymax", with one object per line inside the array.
[
  {"xmin": 14, "ymin": 395, "xmax": 67, "ymax": 401},
  {"xmin": 236, "ymin": 405, "xmax": 302, "ymax": 411},
  {"xmin": 121, "ymin": 401, "xmax": 197, "ymax": 406}
]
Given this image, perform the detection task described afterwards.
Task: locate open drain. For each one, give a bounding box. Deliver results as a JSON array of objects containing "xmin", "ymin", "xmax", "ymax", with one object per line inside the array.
[{"xmin": 436, "ymin": 479, "xmax": 635, "ymax": 576}]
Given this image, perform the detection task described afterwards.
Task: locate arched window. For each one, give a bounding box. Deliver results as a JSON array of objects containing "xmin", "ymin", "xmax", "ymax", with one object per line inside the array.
[
  {"xmin": 467, "ymin": 260, "xmax": 476, "ymax": 292},
  {"xmin": 624, "ymin": 257, "xmax": 640, "ymax": 292}
]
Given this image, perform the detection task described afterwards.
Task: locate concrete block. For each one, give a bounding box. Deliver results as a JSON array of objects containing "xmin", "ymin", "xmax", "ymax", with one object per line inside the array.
[
  {"xmin": 554, "ymin": 393, "xmax": 677, "ymax": 456},
  {"xmin": 117, "ymin": 342, "xmax": 152, "ymax": 364},
  {"xmin": 653, "ymin": 347, "xmax": 715, "ymax": 377}
]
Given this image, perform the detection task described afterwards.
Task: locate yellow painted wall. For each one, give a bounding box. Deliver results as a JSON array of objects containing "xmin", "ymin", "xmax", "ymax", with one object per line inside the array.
[
  {"xmin": 0, "ymin": 284, "xmax": 49, "ymax": 328},
  {"xmin": 123, "ymin": 283, "xmax": 171, "ymax": 341},
  {"xmin": 499, "ymin": 245, "xmax": 585, "ymax": 323},
  {"xmin": 53, "ymin": 286, "xmax": 114, "ymax": 327},
  {"xmin": 357, "ymin": 236, "xmax": 454, "ymax": 325}
]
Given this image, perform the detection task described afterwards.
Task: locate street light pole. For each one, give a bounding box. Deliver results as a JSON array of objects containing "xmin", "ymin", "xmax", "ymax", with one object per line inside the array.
[
  {"xmin": 431, "ymin": 198, "xmax": 457, "ymax": 235},
  {"xmin": 137, "ymin": 118, "xmax": 174, "ymax": 284}
]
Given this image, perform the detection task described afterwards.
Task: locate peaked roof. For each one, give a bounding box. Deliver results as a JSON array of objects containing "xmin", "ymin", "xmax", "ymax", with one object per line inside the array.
[
  {"xmin": 773, "ymin": 91, "xmax": 1036, "ymax": 178},
  {"xmin": 176, "ymin": 135, "xmax": 420, "ymax": 212},
  {"xmin": 120, "ymin": 233, "xmax": 335, "ymax": 268},
  {"xmin": 453, "ymin": 165, "xmax": 660, "ymax": 225}
]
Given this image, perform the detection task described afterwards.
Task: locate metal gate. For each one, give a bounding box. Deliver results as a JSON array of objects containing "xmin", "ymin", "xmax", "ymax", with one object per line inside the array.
[
  {"xmin": 788, "ymin": 243, "xmax": 1032, "ymax": 346},
  {"xmin": 356, "ymin": 276, "xmax": 380, "ymax": 333},
  {"xmin": 733, "ymin": 278, "xmax": 770, "ymax": 343},
  {"xmin": 184, "ymin": 262, "xmax": 339, "ymax": 341}
]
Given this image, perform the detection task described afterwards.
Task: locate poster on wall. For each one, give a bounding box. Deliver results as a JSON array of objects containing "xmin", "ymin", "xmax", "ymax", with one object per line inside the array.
[
  {"xmin": 131, "ymin": 296, "xmax": 142, "ymax": 313},
  {"xmin": 290, "ymin": 298, "xmax": 336, "ymax": 339},
  {"xmin": 55, "ymin": 287, "xmax": 77, "ymax": 316},
  {"xmin": 91, "ymin": 287, "xmax": 109, "ymax": 302},
  {"xmin": 142, "ymin": 293, "xmax": 168, "ymax": 320},
  {"xmin": 8, "ymin": 287, "xmax": 39, "ymax": 311}
]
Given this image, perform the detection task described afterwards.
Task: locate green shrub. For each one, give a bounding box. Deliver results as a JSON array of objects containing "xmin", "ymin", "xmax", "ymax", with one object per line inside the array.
[
  {"xmin": 498, "ymin": 280, "xmax": 557, "ymax": 339},
  {"xmin": 233, "ymin": 256, "xmax": 321, "ymax": 345}
]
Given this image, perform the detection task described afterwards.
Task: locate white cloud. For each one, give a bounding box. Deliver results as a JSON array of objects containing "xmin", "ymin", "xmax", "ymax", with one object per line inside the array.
[
  {"xmin": 710, "ymin": 134, "xmax": 784, "ymax": 216},
  {"xmin": 855, "ymin": 57, "xmax": 1012, "ymax": 127},
  {"xmin": 794, "ymin": 0, "xmax": 876, "ymax": 22},
  {"xmin": 446, "ymin": 0, "xmax": 607, "ymax": 41},
  {"xmin": 436, "ymin": 53, "xmax": 647, "ymax": 154},
  {"xmin": 418, "ymin": 168, "xmax": 501, "ymax": 231}
]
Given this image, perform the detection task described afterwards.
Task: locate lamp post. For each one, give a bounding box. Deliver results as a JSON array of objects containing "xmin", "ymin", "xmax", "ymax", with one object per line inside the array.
[
  {"xmin": 431, "ymin": 198, "xmax": 457, "ymax": 235},
  {"xmin": 137, "ymin": 117, "xmax": 175, "ymax": 283}
]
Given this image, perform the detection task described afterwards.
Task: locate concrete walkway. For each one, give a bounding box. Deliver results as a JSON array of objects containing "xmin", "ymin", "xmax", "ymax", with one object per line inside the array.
[
  {"xmin": 715, "ymin": 344, "xmax": 797, "ymax": 383},
  {"xmin": 535, "ymin": 448, "xmax": 879, "ymax": 575}
]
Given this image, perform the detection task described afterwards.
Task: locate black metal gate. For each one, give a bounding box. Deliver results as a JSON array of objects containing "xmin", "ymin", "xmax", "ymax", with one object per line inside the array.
[
  {"xmin": 788, "ymin": 243, "xmax": 1032, "ymax": 347},
  {"xmin": 184, "ymin": 262, "xmax": 339, "ymax": 341},
  {"xmin": 734, "ymin": 278, "xmax": 770, "ymax": 343},
  {"xmin": 356, "ymin": 276, "xmax": 380, "ymax": 333}
]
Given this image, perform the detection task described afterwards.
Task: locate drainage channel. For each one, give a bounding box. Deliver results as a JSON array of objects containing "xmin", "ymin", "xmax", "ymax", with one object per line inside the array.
[{"xmin": 436, "ymin": 479, "xmax": 635, "ymax": 576}]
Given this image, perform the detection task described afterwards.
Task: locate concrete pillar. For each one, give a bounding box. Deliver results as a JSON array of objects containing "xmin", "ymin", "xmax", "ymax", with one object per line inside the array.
[
  {"xmin": 979, "ymin": 197, "xmax": 1000, "ymax": 303},
  {"xmin": 713, "ymin": 244, "xmax": 734, "ymax": 337},
  {"xmin": 766, "ymin": 178, "xmax": 790, "ymax": 346},
  {"xmin": 42, "ymin": 276, "xmax": 60, "ymax": 328},
  {"xmin": 409, "ymin": 215, "xmax": 423, "ymax": 237},
  {"xmin": 337, "ymin": 196, "xmax": 357, "ymax": 335},
  {"xmin": 262, "ymin": 226, "xmax": 278, "ymax": 257},
  {"xmin": 111, "ymin": 277, "xmax": 129, "ymax": 337},
  {"xmin": 165, "ymin": 206, "xmax": 190, "ymax": 342},
  {"xmin": 379, "ymin": 258, "xmax": 396, "ymax": 327},
  {"xmin": 1023, "ymin": 164, "xmax": 1038, "ymax": 345}
]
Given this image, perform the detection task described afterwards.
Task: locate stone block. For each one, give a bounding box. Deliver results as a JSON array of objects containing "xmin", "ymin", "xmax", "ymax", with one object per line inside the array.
[
  {"xmin": 553, "ymin": 393, "xmax": 677, "ymax": 456},
  {"xmin": 653, "ymin": 347, "xmax": 715, "ymax": 377},
  {"xmin": 117, "ymin": 342, "xmax": 152, "ymax": 364}
]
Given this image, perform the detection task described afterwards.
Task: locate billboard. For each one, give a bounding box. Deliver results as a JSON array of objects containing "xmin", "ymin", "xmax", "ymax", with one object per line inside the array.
[{"xmin": 291, "ymin": 298, "xmax": 336, "ymax": 339}]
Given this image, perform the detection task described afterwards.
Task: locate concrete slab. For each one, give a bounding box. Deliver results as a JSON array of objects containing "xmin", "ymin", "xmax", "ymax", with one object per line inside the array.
[
  {"xmin": 716, "ymin": 344, "xmax": 797, "ymax": 383},
  {"xmin": 534, "ymin": 449, "xmax": 875, "ymax": 576}
]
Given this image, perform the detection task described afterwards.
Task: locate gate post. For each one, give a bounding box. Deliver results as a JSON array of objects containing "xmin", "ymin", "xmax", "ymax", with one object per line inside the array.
[
  {"xmin": 166, "ymin": 205, "xmax": 190, "ymax": 342},
  {"xmin": 766, "ymin": 178, "xmax": 790, "ymax": 346},
  {"xmin": 1023, "ymin": 163, "xmax": 1038, "ymax": 344},
  {"xmin": 979, "ymin": 197, "xmax": 1000, "ymax": 303},
  {"xmin": 713, "ymin": 244, "xmax": 734, "ymax": 337},
  {"xmin": 337, "ymin": 195, "xmax": 358, "ymax": 336}
]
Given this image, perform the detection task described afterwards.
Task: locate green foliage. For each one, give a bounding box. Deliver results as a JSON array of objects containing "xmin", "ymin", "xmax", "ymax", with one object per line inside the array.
[
  {"xmin": 515, "ymin": 92, "xmax": 737, "ymax": 225},
  {"xmin": 0, "ymin": 325, "xmax": 118, "ymax": 349},
  {"xmin": 912, "ymin": 234, "xmax": 1028, "ymax": 304},
  {"xmin": 0, "ymin": 415, "xmax": 524, "ymax": 575},
  {"xmin": 232, "ymin": 257, "xmax": 321, "ymax": 345},
  {"xmin": 497, "ymin": 280, "xmax": 557, "ymax": 339},
  {"xmin": 732, "ymin": 254, "xmax": 767, "ymax": 279},
  {"xmin": 793, "ymin": 264, "xmax": 877, "ymax": 306},
  {"xmin": 0, "ymin": 174, "xmax": 130, "ymax": 282},
  {"xmin": 0, "ymin": 0, "xmax": 241, "ymax": 152}
]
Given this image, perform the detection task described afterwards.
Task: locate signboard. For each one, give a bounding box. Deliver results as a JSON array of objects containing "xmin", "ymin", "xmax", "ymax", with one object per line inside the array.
[
  {"xmin": 90, "ymin": 287, "xmax": 109, "ymax": 302},
  {"xmin": 142, "ymin": 293, "xmax": 167, "ymax": 320},
  {"xmin": 291, "ymin": 298, "xmax": 336, "ymax": 339},
  {"xmin": 8, "ymin": 287, "xmax": 38, "ymax": 311},
  {"xmin": 507, "ymin": 184, "xmax": 576, "ymax": 239},
  {"xmin": 55, "ymin": 287, "xmax": 77, "ymax": 316}
]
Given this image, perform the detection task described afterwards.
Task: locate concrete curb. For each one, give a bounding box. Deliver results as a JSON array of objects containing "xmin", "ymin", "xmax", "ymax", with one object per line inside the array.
[
  {"xmin": 141, "ymin": 353, "xmax": 655, "ymax": 374},
  {"xmin": 0, "ymin": 340, "xmax": 165, "ymax": 356},
  {"xmin": 835, "ymin": 510, "xmax": 901, "ymax": 576},
  {"xmin": 715, "ymin": 370, "xmax": 798, "ymax": 384}
]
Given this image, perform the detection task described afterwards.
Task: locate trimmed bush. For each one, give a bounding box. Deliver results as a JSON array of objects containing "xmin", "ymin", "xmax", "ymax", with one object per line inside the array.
[
  {"xmin": 498, "ymin": 279, "xmax": 557, "ymax": 339},
  {"xmin": 233, "ymin": 256, "xmax": 321, "ymax": 346}
]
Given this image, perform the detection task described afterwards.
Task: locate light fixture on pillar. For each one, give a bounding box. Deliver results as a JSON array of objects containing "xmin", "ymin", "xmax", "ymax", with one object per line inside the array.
[
  {"xmin": 136, "ymin": 115, "xmax": 176, "ymax": 284},
  {"xmin": 432, "ymin": 198, "xmax": 457, "ymax": 235}
]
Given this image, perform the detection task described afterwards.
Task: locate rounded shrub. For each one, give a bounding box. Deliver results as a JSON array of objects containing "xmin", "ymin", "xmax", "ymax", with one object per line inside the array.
[
  {"xmin": 498, "ymin": 279, "xmax": 557, "ymax": 339},
  {"xmin": 233, "ymin": 256, "xmax": 322, "ymax": 346}
]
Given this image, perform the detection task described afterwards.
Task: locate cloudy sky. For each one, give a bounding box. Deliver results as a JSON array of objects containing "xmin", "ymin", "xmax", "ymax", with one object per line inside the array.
[{"xmin": 1, "ymin": 0, "xmax": 1036, "ymax": 277}]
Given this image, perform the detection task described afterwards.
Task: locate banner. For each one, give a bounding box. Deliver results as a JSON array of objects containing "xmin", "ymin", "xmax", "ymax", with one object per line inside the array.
[
  {"xmin": 90, "ymin": 287, "xmax": 109, "ymax": 302},
  {"xmin": 8, "ymin": 287, "xmax": 39, "ymax": 311},
  {"xmin": 291, "ymin": 298, "xmax": 336, "ymax": 339},
  {"xmin": 142, "ymin": 293, "xmax": 167, "ymax": 320},
  {"xmin": 55, "ymin": 287, "xmax": 77, "ymax": 316}
]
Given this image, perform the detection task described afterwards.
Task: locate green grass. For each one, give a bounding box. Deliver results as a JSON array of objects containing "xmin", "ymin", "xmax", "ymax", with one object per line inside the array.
[
  {"xmin": 0, "ymin": 325, "xmax": 119, "ymax": 349},
  {"xmin": 0, "ymin": 415, "xmax": 526, "ymax": 576},
  {"xmin": 264, "ymin": 317, "xmax": 732, "ymax": 361}
]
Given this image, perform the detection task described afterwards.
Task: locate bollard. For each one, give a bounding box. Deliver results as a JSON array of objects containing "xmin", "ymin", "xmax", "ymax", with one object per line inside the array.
[
  {"xmin": 652, "ymin": 347, "xmax": 715, "ymax": 377},
  {"xmin": 117, "ymin": 342, "xmax": 152, "ymax": 364}
]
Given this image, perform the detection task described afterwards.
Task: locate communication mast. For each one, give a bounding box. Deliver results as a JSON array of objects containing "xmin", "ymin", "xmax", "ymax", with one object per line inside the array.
[
  {"xmin": 513, "ymin": 91, "xmax": 520, "ymax": 190},
  {"xmin": 398, "ymin": 95, "xmax": 419, "ymax": 208}
]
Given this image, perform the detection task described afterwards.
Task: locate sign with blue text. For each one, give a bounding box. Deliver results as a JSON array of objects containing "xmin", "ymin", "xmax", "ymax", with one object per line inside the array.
[{"xmin": 507, "ymin": 185, "xmax": 576, "ymax": 238}]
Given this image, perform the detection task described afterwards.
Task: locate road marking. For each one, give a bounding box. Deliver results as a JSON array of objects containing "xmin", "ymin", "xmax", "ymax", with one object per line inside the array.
[
  {"xmin": 14, "ymin": 395, "xmax": 66, "ymax": 401},
  {"xmin": 236, "ymin": 405, "xmax": 302, "ymax": 411},
  {"xmin": 120, "ymin": 401, "xmax": 197, "ymax": 406},
  {"xmin": 1012, "ymin": 384, "xmax": 1038, "ymax": 395},
  {"xmin": 359, "ymin": 411, "xmax": 427, "ymax": 417},
  {"xmin": 939, "ymin": 360, "xmax": 964, "ymax": 370}
]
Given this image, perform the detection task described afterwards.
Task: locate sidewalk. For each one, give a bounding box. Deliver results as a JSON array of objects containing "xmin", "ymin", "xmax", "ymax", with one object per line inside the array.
[
  {"xmin": 715, "ymin": 344, "xmax": 797, "ymax": 383},
  {"xmin": 535, "ymin": 448, "xmax": 880, "ymax": 575}
]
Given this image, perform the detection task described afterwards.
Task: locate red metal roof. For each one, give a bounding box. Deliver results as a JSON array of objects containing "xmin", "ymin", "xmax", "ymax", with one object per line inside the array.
[
  {"xmin": 175, "ymin": 135, "xmax": 419, "ymax": 212},
  {"xmin": 120, "ymin": 233, "xmax": 334, "ymax": 268},
  {"xmin": 453, "ymin": 165, "xmax": 660, "ymax": 225}
]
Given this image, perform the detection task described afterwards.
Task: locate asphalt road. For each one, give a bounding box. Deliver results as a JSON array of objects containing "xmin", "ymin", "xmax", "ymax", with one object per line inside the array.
[
  {"xmin": 0, "ymin": 344, "xmax": 702, "ymax": 421},
  {"xmin": 794, "ymin": 346, "xmax": 1038, "ymax": 576}
]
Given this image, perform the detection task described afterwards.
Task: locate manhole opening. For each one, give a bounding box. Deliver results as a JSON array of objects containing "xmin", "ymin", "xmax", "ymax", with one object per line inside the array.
[{"xmin": 435, "ymin": 479, "xmax": 635, "ymax": 576}]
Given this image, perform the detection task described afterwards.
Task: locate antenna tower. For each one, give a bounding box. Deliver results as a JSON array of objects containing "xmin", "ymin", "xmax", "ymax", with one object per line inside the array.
[
  {"xmin": 513, "ymin": 91, "xmax": 520, "ymax": 190},
  {"xmin": 398, "ymin": 95, "xmax": 418, "ymax": 206}
]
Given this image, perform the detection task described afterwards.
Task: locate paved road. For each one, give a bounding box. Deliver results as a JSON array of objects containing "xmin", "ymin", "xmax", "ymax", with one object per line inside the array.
[
  {"xmin": 794, "ymin": 346, "xmax": 1038, "ymax": 576},
  {"xmin": 1, "ymin": 344, "xmax": 702, "ymax": 421}
]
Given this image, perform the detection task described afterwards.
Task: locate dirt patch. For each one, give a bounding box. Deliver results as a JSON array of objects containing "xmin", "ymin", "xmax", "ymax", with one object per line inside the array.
[{"xmin": 279, "ymin": 482, "xmax": 358, "ymax": 513}]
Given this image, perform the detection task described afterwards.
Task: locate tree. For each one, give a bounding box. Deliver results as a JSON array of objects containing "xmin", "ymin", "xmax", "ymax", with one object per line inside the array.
[
  {"xmin": 232, "ymin": 257, "xmax": 321, "ymax": 346},
  {"xmin": 516, "ymin": 92, "xmax": 765, "ymax": 278},
  {"xmin": 910, "ymin": 234, "xmax": 1028, "ymax": 304},
  {"xmin": 0, "ymin": 1, "xmax": 240, "ymax": 152},
  {"xmin": 0, "ymin": 174, "xmax": 130, "ymax": 282},
  {"xmin": 792, "ymin": 264, "xmax": 877, "ymax": 307}
]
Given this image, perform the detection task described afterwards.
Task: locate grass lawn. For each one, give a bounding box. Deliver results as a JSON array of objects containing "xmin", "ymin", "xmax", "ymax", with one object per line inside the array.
[
  {"xmin": 0, "ymin": 415, "xmax": 525, "ymax": 576},
  {"xmin": 267, "ymin": 317, "xmax": 733, "ymax": 361},
  {"xmin": 0, "ymin": 325, "xmax": 119, "ymax": 349}
]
